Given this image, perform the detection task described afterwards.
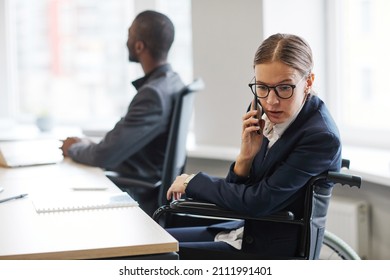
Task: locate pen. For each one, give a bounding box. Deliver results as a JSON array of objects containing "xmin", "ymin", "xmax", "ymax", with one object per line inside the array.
[{"xmin": 0, "ymin": 193, "xmax": 28, "ymax": 204}]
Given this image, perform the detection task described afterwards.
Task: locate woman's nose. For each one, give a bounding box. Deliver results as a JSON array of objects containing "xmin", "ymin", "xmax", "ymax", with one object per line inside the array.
[{"xmin": 265, "ymin": 89, "xmax": 279, "ymax": 105}]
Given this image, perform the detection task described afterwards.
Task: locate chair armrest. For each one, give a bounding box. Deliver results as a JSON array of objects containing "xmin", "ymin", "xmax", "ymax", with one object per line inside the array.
[
  {"xmin": 153, "ymin": 199, "xmax": 295, "ymax": 224},
  {"xmin": 105, "ymin": 171, "xmax": 161, "ymax": 190}
]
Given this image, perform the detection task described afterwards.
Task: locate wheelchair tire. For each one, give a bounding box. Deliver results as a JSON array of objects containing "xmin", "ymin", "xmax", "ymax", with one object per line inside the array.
[{"xmin": 320, "ymin": 230, "xmax": 361, "ymax": 260}]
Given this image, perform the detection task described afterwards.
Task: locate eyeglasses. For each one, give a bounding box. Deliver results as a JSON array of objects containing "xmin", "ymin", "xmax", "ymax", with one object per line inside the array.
[{"xmin": 248, "ymin": 75, "xmax": 307, "ymax": 100}]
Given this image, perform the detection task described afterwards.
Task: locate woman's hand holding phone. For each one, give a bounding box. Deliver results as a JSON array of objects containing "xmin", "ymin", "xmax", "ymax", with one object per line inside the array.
[
  {"xmin": 234, "ymin": 98, "xmax": 264, "ymax": 177},
  {"xmin": 252, "ymin": 96, "xmax": 264, "ymax": 134}
]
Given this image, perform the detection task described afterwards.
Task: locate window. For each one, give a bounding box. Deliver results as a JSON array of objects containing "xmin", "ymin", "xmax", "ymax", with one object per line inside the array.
[
  {"xmin": 4, "ymin": 0, "xmax": 192, "ymax": 127},
  {"xmin": 329, "ymin": 0, "xmax": 390, "ymax": 149}
]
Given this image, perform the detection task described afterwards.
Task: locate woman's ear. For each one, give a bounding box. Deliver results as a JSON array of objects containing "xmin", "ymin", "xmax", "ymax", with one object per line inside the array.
[{"xmin": 306, "ymin": 72, "xmax": 315, "ymax": 92}]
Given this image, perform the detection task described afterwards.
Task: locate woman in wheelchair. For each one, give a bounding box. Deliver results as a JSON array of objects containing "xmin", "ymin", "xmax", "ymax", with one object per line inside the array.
[{"xmin": 166, "ymin": 33, "xmax": 342, "ymax": 259}]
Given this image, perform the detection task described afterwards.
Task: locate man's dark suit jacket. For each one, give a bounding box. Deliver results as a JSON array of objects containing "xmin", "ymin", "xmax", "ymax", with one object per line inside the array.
[
  {"xmin": 185, "ymin": 95, "xmax": 342, "ymax": 257},
  {"xmin": 68, "ymin": 64, "xmax": 184, "ymax": 181}
]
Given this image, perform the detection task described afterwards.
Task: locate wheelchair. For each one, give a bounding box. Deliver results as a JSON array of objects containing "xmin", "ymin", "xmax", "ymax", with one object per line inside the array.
[{"xmin": 153, "ymin": 159, "xmax": 362, "ymax": 260}]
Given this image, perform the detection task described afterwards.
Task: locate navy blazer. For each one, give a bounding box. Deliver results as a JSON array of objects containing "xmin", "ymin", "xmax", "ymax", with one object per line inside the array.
[
  {"xmin": 185, "ymin": 95, "xmax": 341, "ymax": 256},
  {"xmin": 68, "ymin": 64, "xmax": 184, "ymax": 181}
]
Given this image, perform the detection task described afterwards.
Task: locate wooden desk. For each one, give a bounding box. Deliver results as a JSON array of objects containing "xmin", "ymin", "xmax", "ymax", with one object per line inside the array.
[{"xmin": 0, "ymin": 159, "xmax": 178, "ymax": 259}]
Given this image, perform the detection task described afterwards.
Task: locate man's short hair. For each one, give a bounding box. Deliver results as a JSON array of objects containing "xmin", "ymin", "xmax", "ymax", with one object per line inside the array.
[{"xmin": 134, "ymin": 10, "xmax": 175, "ymax": 61}]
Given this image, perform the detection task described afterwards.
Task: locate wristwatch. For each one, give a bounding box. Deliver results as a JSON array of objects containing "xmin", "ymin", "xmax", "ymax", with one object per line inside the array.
[{"xmin": 183, "ymin": 174, "xmax": 196, "ymax": 189}]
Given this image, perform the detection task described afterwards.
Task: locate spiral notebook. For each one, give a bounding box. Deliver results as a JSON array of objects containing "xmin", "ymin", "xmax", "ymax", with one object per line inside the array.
[{"xmin": 32, "ymin": 192, "xmax": 138, "ymax": 213}]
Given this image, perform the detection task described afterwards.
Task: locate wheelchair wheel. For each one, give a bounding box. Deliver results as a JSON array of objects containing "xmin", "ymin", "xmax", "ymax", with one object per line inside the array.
[{"xmin": 319, "ymin": 230, "xmax": 361, "ymax": 260}]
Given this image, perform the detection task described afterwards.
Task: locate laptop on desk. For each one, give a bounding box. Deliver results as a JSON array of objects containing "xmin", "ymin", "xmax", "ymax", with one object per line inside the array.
[{"xmin": 0, "ymin": 139, "xmax": 63, "ymax": 168}]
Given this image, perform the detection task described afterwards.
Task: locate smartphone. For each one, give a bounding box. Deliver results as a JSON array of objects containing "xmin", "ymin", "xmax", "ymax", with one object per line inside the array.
[{"xmin": 253, "ymin": 95, "xmax": 263, "ymax": 134}]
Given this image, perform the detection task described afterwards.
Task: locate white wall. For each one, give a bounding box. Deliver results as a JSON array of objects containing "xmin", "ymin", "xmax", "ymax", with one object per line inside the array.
[{"xmin": 191, "ymin": 0, "xmax": 263, "ymax": 152}]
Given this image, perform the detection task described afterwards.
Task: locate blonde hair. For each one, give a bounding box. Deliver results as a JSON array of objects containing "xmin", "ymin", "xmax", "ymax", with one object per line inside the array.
[{"xmin": 254, "ymin": 33, "xmax": 313, "ymax": 77}]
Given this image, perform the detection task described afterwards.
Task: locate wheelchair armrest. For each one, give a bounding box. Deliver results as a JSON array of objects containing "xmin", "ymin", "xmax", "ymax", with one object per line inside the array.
[
  {"xmin": 327, "ymin": 171, "xmax": 362, "ymax": 188},
  {"xmin": 152, "ymin": 199, "xmax": 295, "ymax": 224},
  {"xmin": 105, "ymin": 171, "xmax": 161, "ymax": 190}
]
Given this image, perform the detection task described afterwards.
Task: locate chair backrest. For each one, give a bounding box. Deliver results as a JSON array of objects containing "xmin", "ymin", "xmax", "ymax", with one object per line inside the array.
[
  {"xmin": 157, "ymin": 78, "xmax": 204, "ymax": 208},
  {"xmin": 105, "ymin": 78, "xmax": 204, "ymax": 217}
]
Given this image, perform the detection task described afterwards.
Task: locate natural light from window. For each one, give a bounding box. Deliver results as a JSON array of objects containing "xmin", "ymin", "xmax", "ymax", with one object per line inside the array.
[
  {"xmin": 333, "ymin": 0, "xmax": 390, "ymax": 149},
  {"xmin": 6, "ymin": 0, "xmax": 192, "ymax": 128}
]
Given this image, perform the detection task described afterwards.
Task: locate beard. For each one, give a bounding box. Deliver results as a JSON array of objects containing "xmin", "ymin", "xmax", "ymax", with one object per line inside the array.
[
  {"xmin": 128, "ymin": 52, "xmax": 139, "ymax": 63},
  {"xmin": 128, "ymin": 43, "xmax": 139, "ymax": 63}
]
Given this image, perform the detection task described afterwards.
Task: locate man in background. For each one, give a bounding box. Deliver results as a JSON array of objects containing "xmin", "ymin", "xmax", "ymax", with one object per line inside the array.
[{"xmin": 61, "ymin": 10, "xmax": 184, "ymax": 183}]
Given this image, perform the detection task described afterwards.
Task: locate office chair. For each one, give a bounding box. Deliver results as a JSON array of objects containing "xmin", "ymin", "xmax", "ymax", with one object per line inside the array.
[
  {"xmin": 153, "ymin": 159, "xmax": 362, "ymax": 259},
  {"xmin": 106, "ymin": 78, "xmax": 204, "ymax": 217}
]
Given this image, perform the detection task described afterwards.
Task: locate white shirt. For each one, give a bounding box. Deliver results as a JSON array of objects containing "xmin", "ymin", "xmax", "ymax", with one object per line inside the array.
[{"xmin": 262, "ymin": 100, "xmax": 305, "ymax": 149}]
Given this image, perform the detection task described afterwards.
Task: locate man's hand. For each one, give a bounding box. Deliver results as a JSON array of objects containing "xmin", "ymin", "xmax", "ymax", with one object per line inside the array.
[{"xmin": 60, "ymin": 137, "xmax": 81, "ymax": 157}]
